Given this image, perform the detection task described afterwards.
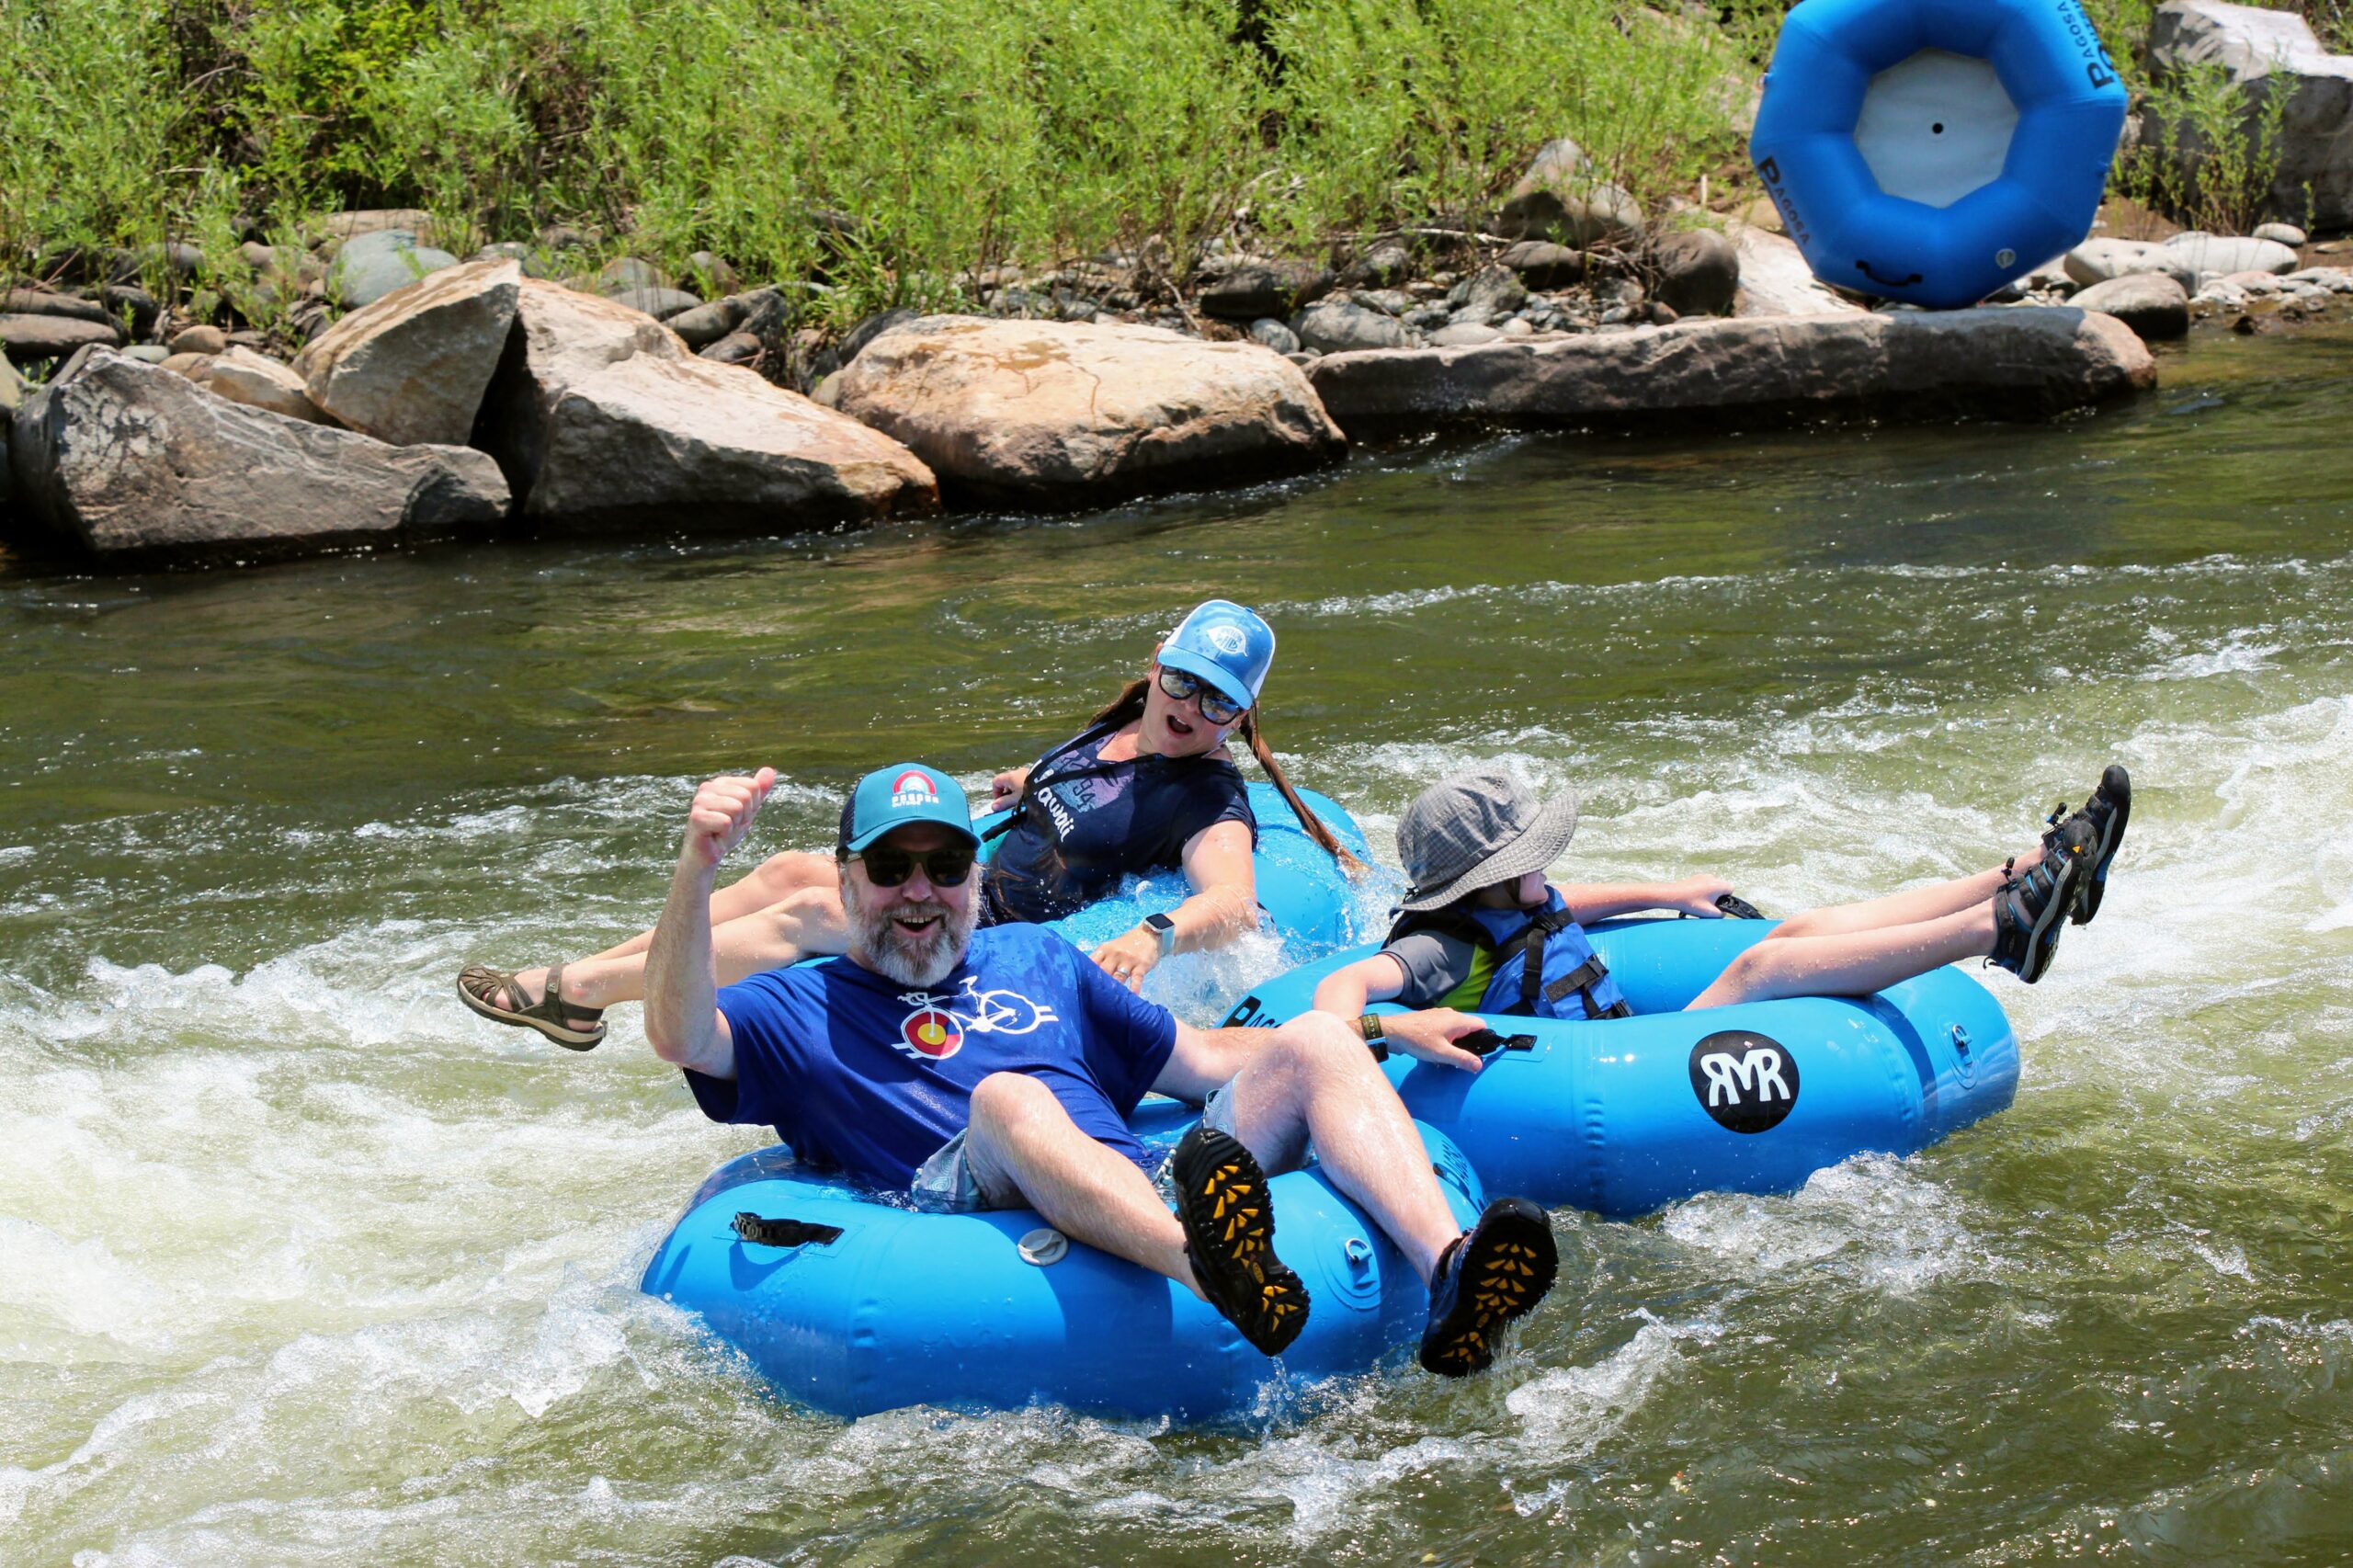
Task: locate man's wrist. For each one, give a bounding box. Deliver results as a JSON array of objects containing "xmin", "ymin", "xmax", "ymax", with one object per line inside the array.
[{"xmin": 1355, "ymin": 1012, "xmax": 1389, "ymax": 1062}]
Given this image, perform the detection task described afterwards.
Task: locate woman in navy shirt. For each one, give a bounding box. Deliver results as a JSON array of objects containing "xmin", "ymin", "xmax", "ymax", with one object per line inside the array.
[{"xmin": 460, "ymin": 600, "xmax": 1358, "ymax": 1047}]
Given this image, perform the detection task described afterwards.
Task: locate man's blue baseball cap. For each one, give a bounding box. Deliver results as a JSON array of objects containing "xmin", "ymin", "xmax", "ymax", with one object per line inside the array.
[
  {"xmin": 836, "ymin": 763, "xmax": 979, "ymax": 854},
  {"xmin": 1155, "ymin": 598, "xmax": 1276, "ymax": 712}
]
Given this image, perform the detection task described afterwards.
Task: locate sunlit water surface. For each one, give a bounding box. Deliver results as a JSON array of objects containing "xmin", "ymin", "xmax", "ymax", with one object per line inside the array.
[{"xmin": 5, "ymin": 328, "xmax": 2351, "ymax": 1566}]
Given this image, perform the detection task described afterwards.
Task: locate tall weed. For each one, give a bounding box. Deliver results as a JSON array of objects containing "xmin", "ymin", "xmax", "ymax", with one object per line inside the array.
[{"xmin": 2123, "ymin": 57, "xmax": 2294, "ymax": 232}]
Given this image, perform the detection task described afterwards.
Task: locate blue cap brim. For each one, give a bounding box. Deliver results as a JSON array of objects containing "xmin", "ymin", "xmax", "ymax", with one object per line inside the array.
[
  {"xmin": 1157, "ymin": 647, "xmax": 1254, "ymax": 711},
  {"xmin": 845, "ymin": 809, "xmax": 978, "ymax": 855}
]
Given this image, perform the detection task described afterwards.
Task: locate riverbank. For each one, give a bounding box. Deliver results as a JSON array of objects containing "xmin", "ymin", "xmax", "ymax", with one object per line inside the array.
[{"xmin": 15, "ymin": 0, "xmax": 2353, "ymax": 568}]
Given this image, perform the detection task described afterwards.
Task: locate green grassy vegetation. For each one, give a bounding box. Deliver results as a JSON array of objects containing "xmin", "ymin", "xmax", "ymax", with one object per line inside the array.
[
  {"xmin": 4, "ymin": 0, "xmax": 1768, "ymax": 321},
  {"xmin": 0, "ymin": 0, "xmax": 2327, "ymax": 330}
]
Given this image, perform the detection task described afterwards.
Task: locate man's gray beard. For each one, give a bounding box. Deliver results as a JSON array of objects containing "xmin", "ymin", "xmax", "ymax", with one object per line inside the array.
[{"xmin": 843, "ymin": 881, "xmax": 976, "ymax": 990}]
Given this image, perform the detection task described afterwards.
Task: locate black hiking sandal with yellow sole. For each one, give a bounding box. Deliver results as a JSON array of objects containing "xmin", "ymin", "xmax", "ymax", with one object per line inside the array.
[
  {"xmin": 1171, "ymin": 1126, "xmax": 1310, "ymax": 1358},
  {"xmin": 1419, "ymin": 1196, "xmax": 1559, "ymax": 1377},
  {"xmin": 2041, "ymin": 765, "xmax": 2131, "ymax": 926},
  {"xmin": 1989, "ymin": 826, "xmax": 2086, "ymax": 984}
]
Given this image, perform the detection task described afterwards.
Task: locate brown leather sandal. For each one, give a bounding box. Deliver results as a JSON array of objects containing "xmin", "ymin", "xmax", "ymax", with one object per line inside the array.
[{"xmin": 457, "ymin": 961, "xmax": 607, "ymax": 1050}]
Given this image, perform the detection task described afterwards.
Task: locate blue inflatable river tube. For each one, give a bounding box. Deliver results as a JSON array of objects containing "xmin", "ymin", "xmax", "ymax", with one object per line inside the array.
[
  {"xmin": 643, "ymin": 780, "xmax": 1397, "ymax": 1420},
  {"xmin": 1219, "ymin": 916, "xmax": 2019, "ymax": 1218},
  {"xmin": 643, "ymin": 1107, "xmax": 1483, "ymax": 1421},
  {"xmin": 1749, "ymin": 0, "xmax": 2126, "ymax": 309}
]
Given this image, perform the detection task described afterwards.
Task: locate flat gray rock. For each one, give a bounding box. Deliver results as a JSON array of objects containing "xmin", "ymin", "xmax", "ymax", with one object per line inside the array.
[
  {"xmin": 330, "ymin": 230, "xmax": 461, "ymax": 309},
  {"xmin": 2, "ymin": 315, "xmax": 122, "ymax": 362},
  {"xmin": 1, "ymin": 290, "xmax": 112, "ymax": 324},
  {"xmin": 1200, "ymin": 261, "xmax": 1332, "ymax": 320},
  {"xmin": 2065, "ymin": 239, "xmax": 2199, "ymax": 291},
  {"xmin": 2069, "ymin": 274, "xmax": 2191, "ymax": 340},
  {"xmin": 2164, "ymin": 232, "xmax": 2299, "ymax": 277},
  {"xmin": 1292, "ymin": 299, "xmax": 1413, "ymax": 354},
  {"xmin": 7, "ymin": 347, "xmax": 506, "ymax": 563},
  {"xmin": 1302, "ymin": 307, "xmax": 2154, "ymax": 432}
]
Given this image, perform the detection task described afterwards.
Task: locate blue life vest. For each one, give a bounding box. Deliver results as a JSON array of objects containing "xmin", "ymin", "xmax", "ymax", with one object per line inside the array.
[{"xmin": 1392, "ymin": 889, "xmax": 1632, "ymax": 1021}]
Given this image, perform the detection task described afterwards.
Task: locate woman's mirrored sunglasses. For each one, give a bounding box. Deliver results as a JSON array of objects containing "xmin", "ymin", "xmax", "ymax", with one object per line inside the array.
[
  {"xmin": 1155, "ymin": 666, "xmax": 1248, "ymax": 725},
  {"xmin": 851, "ymin": 845, "xmax": 977, "ymax": 888}
]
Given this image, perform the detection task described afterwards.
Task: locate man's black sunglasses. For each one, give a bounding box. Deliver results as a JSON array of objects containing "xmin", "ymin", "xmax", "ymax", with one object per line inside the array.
[{"xmin": 848, "ymin": 845, "xmax": 977, "ymax": 888}]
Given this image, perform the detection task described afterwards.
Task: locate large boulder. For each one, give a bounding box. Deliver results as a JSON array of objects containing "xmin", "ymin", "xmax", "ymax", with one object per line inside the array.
[
  {"xmin": 294, "ymin": 258, "xmax": 522, "ymax": 446},
  {"xmin": 817, "ymin": 315, "xmax": 1345, "ymax": 501},
  {"xmin": 2163, "ymin": 231, "xmax": 2300, "ymax": 276},
  {"xmin": 2069, "ymin": 274, "xmax": 2192, "ymax": 339},
  {"xmin": 525, "ymin": 354, "xmax": 938, "ymax": 531},
  {"xmin": 1728, "ymin": 222, "xmax": 1865, "ymax": 315},
  {"xmin": 2144, "ymin": 0, "xmax": 2353, "ymax": 231},
  {"xmin": 2, "ymin": 314, "xmax": 122, "ymax": 363},
  {"xmin": 1302, "ymin": 307, "xmax": 2154, "ymax": 433},
  {"xmin": 474, "ymin": 278, "xmax": 688, "ymax": 504},
  {"xmin": 2065, "ymin": 238, "xmax": 2200, "ymax": 291},
  {"xmin": 7, "ymin": 347, "xmax": 507, "ymax": 563}
]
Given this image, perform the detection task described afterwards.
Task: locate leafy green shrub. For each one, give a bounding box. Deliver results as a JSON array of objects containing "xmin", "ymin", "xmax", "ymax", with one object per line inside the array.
[
  {"xmin": 0, "ymin": 0, "xmax": 178, "ymax": 274},
  {"xmin": 2122, "ymin": 56, "xmax": 2294, "ymax": 233}
]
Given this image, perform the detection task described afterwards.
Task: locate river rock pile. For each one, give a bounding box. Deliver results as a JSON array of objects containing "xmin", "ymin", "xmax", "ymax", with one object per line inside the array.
[
  {"xmin": 4, "ymin": 260, "xmax": 940, "ymax": 564},
  {"xmin": 0, "ymin": 132, "xmax": 2181, "ymax": 570}
]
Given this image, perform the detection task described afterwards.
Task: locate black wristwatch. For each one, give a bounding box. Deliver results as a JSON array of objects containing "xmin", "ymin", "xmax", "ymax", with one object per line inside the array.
[
  {"xmin": 1142, "ymin": 911, "xmax": 1176, "ymax": 958},
  {"xmin": 1356, "ymin": 1013, "xmax": 1389, "ymax": 1062}
]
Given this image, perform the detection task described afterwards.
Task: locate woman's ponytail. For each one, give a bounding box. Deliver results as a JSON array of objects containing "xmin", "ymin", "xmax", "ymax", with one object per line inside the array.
[{"xmin": 1238, "ymin": 710, "xmax": 1366, "ymax": 877}]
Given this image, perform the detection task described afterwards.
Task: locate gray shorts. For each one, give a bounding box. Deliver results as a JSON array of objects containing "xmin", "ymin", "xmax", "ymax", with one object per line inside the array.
[{"xmin": 910, "ymin": 1081, "xmax": 1241, "ymax": 1214}]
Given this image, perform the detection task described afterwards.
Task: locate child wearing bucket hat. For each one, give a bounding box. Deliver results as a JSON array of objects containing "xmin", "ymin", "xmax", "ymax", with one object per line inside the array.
[{"xmin": 1312, "ymin": 764, "xmax": 2131, "ymax": 1050}]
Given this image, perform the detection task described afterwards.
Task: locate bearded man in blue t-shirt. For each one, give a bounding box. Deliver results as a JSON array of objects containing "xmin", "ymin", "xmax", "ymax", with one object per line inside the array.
[{"xmin": 643, "ymin": 760, "xmax": 1559, "ymax": 1377}]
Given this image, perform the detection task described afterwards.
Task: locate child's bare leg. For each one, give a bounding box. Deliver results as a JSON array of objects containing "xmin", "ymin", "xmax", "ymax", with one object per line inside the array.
[
  {"xmin": 1768, "ymin": 846, "xmax": 2040, "ymax": 941},
  {"xmin": 1689, "ymin": 903, "xmax": 1995, "ymax": 1009}
]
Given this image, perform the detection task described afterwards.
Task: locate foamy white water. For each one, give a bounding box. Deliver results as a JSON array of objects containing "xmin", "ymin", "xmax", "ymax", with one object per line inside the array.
[{"xmin": 6, "ymin": 331, "xmax": 2353, "ymax": 1562}]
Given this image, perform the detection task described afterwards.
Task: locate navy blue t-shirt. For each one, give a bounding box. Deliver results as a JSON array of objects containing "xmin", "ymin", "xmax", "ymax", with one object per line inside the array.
[
  {"xmin": 685, "ymin": 923, "xmax": 1178, "ymax": 1188},
  {"xmin": 985, "ymin": 722, "xmax": 1257, "ymax": 924}
]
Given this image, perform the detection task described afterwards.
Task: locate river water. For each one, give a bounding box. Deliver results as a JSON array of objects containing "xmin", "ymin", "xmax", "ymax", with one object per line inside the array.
[{"xmin": 5, "ymin": 324, "xmax": 2351, "ymax": 1566}]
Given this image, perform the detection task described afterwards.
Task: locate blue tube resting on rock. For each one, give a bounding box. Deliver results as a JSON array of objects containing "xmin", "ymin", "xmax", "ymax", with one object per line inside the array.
[{"xmin": 1749, "ymin": 0, "xmax": 2128, "ymax": 309}]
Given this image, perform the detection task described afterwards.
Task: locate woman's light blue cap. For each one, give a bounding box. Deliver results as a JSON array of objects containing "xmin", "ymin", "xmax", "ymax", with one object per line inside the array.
[
  {"xmin": 837, "ymin": 763, "xmax": 979, "ymax": 854},
  {"xmin": 1156, "ymin": 598, "xmax": 1276, "ymax": 711}
]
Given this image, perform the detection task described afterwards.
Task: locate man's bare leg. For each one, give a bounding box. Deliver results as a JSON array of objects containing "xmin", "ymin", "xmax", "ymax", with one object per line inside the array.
[
  {"xmin": 1221, "ymin": 1013, "xmax": 1464, "ymax": 1282},
  {"xmin": 1689, "ymin": 902, "xmax": 1995, "ymax": 1009},
  {"xmin": 961, "ymin": 1073, "xmax": 1201, "ymax": 1292}
]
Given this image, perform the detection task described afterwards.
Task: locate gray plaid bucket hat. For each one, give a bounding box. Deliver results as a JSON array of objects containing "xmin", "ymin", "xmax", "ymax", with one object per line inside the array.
[{"xmin": 1394, "ymin": 767, "xmax": 1578, "ymax": 913}]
